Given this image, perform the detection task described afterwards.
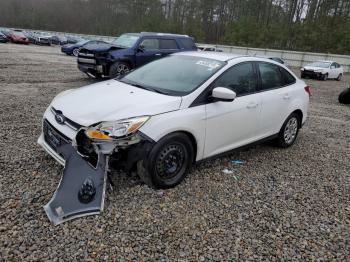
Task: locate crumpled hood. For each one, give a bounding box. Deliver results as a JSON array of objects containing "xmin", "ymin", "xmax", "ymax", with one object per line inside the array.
[
  {"xmin": 81, "ymin": 42, "xmax": 122, "ymax": 53},
  {"xmin": 51, "ymin": 80, "xmax": 182, "ymax": 127},
  {"xmin": 303, "ymin": 66, "xmax": 326, "ymax": 71}
]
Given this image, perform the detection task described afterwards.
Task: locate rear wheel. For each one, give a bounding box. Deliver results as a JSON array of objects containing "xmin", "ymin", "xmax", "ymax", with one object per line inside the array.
[
  {"xmin": 336, "ymin": 73, "xmax": 342, "ymax": 81},
  {"xmin": 109, "ymin": 61, "xmax": 130, "ymax": 78},
  {"xmin": 137, "ymin": 133, "xmax": 194, "ymax": 189},
  {"xmin": 275, "ymin": 113, "xmax": 300, "ymax": 148}
]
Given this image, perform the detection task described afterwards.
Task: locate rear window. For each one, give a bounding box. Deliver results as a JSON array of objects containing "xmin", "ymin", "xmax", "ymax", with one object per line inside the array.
[
  {"xmin": 160, "ymin": 39, "xmax": 178, "ymax": 49},
  {"xmin": 178, "ymin": 38, "xmax": 196, "ymax": 49},
  {"xmin": 258, "ymin": 62, "xmax": 282, "ymax": 90},
  {"xmin": 279, "ymin": 67, "xmax": 296, "ymax": 86}
]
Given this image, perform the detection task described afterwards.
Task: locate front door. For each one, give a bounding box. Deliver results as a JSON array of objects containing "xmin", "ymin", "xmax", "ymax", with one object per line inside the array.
[
  {"xmin": 204, "ymin": 62, "xmax": 261, "ymax": 158},
  {"xmin": 135, "ymin": 38, "xmax": 162, "ymax": 67}
]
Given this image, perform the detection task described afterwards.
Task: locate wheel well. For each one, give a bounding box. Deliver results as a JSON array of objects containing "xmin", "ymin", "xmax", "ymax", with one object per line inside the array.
[
  {"xmin": 292, "ymin": 109, "xmax": 303, "ymax": 128},
  {"xmin": 166, "ymin": 131, "xmax": 197, "ymax": 163}
]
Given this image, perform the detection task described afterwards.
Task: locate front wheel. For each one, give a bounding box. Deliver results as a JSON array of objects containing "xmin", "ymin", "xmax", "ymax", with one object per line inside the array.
[
  {"xmin": 322, "ymin": 73, "xmax": 328, "ymax": 81},
  {"xmin": 109, "ymin": 61, "xmax": 130, "ymax": 78},
  {"xmin": 137, "ymin": 133, "xmax": 194, "ymax": 189},
  {"xmin": 275, "ymin": 113, "xmax": 300, "ymax": 148},
  {"xmin": 72, "ymin": 48, "xmax": 79, "ymax": 56}
]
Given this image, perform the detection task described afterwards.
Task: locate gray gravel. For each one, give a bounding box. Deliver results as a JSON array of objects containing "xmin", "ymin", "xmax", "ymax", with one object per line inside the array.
[{"xmin": 0, "ymin": 43, "xmax": 349, "ymax": 261}]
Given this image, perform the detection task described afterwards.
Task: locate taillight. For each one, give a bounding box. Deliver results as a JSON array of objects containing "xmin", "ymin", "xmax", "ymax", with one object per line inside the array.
[{"xmin": 304, "ymin": 86, "xmax": 311, "ymax": 96}]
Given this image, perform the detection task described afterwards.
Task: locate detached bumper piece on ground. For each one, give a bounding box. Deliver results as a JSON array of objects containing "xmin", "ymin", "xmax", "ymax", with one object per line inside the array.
[{"xmin": 44, "ymin": 144, "xmax": 108, "ymax": 225}]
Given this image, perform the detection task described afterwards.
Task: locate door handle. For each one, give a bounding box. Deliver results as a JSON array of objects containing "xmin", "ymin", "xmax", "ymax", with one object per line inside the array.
[
  {"xmin": 246, "ymin": 102, "xmax": 258, "ymax": 109},
  {"xmin": 155, "ymin": 53, "xmax": 162, "ymax": 56},
  {"xmin": 283, "ymin": 94, "xmax": 291, "ymax": 100}
]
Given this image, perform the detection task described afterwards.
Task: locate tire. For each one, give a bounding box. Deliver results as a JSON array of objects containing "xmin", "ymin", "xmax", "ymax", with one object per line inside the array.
[
  {"xmin": 275, "ymin": 113, "xmax": 300, "ymax": 148},
  {"xmin": 300, "ymin": 73, "xmax": 305, "ymax": 79},
  {"xmin": 109, "ymin": 61, "xmax": 130, "ymax": 78},
  {"xmin": 336, "ymin": 74, "xmax": 342, "ymax": 81},
  {"xmin": 322, "ymin": 73, "xmax": 328, "ymax": 81},
  {"xmin": 72, "ymin": 48, "xmax": 79, "ymax": 57},
  {"xmin": 137, "ymin": 133, "xmax": 194, "ymax": 189},
  {"xmin": 338, "ymin": 88, "xmax": 350, "ymax": 104}
]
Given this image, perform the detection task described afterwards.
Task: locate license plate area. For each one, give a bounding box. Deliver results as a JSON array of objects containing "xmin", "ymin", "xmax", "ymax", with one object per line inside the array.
[{"xmin": 43, "ymin": 120, "xmax": 71, "ymax": 152}]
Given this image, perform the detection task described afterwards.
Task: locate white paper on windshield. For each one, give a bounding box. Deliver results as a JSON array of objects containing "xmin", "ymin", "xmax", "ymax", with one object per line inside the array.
[{"xmin": 196, "ymin": 60, "xmax": 221, "ymax": 70}]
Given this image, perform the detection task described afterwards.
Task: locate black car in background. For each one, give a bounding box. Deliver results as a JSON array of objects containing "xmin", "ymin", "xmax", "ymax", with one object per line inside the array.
[
  {"xmin": 61, "ymin": 40, "xmax": 106, "ymax": 56},
  {"xmin": 0, "ymin": 32, "xmax": 9, "ymax": 43},
  {"xmin": 50, "ymin": 35, "xmax": 68, "ymax": 45}
]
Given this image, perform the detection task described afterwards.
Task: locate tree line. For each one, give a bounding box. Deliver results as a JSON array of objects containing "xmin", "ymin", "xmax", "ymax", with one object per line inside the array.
[{"xmin": 0, "ymin": 0, "xmax": 349, "ymax": 54}]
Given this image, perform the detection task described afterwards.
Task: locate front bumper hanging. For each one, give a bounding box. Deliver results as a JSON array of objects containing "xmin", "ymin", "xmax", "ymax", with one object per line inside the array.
[{"xmin": 44, "ymin": 144, "xmax": 108, "ymax": 225}]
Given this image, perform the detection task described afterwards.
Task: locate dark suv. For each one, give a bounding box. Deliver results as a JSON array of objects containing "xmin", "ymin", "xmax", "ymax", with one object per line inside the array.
[{"xmin": 77, "ymin": 32, "xmax": 197, "ymax": 79}]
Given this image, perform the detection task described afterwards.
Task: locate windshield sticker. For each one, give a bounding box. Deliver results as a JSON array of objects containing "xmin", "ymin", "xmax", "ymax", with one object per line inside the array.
[{"xmin": 196, "ymin": 60, "xmax": 221, "ymax": 70}]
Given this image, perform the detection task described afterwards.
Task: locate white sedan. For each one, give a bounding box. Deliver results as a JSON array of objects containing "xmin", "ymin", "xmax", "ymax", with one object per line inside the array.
[
  {"xmin": 39, "ymin": 52, "xmax": 310, "ymax": 189},
  {"xmin": 300, "ymin": 61, "xmax": 343, "ymax": 81}
]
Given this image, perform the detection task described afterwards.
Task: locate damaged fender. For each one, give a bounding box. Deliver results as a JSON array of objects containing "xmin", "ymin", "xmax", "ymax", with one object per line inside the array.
[{"xmin": 44, "ymin": 144, "xmax": 108, "ymax": 225}]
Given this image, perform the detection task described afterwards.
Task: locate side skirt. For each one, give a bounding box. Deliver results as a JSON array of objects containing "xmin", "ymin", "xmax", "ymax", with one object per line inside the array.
[{"xmin": 196, "ymin": 134, "xmax": 278, "ymax": 164}]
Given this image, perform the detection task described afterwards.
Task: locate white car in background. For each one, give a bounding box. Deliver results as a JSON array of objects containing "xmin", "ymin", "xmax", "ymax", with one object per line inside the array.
[
  {"xmin": 197, "ymin": 44, "xmax": 223, "ymax": 52},
  {"xmin": 300, "ymin": 61, "xmax": 343, "ymax": 81},
  {"xmin": 38, "ymin": 52, "xmax": 310, "ymax": 189}
]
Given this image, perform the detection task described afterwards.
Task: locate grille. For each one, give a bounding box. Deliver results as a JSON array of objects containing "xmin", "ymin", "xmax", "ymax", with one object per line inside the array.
[{"xmin": 43, "ymin": 119, "xmax": 71, "ymax": 153}]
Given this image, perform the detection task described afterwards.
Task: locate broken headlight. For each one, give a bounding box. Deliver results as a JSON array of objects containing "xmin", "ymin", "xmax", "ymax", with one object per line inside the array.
[{"xmin": 85, "ymin": 116, "xmax": 150, "ymax": 140}]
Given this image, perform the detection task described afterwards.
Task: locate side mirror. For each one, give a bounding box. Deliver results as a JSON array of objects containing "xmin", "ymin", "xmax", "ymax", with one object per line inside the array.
[
  {"xmin": 211, "ymin": 87, "xmax": 236, "ymax": 102},
  {"xmin": 137, "ymin": 45, "xmax": 145, "ymax": 52}
]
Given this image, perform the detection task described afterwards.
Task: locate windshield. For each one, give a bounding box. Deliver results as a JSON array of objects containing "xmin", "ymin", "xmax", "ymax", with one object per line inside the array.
[
  {"xmin": 77, "ymin": 40, "xmax": 89, "ymax": 45},
  {"xmin": 308, "ymin": 61, "xmax": 331, "ymax": 68},
  {"xmin": 112, "ymin": 34, "xmax": 139, "ymax": 48},
  {"xmin": 119, "ymin": 55, "xmax": 226, "ymax": 96}
]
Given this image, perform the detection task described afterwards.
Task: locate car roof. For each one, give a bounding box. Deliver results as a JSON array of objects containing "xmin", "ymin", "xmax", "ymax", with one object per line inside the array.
[
  {"xmin": 123, "ymin": 32, "xmax": 191, "ymax": 38},
  {"xmin": 174, "ymin": 51, "xmax": 245, "ymax": 62}
]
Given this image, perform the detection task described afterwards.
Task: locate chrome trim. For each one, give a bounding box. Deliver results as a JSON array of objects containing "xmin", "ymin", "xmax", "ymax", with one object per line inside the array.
[
  {"xmin": 78, "ymin": 52, "xmax": 94, "ymax": 57},
  {"xmin": 50, "ymin": 107, "xmax": 78, "ymax": 131},
  {"xmin": 78, "ymin": 58, "xmax": 96, "ymax": 64}
]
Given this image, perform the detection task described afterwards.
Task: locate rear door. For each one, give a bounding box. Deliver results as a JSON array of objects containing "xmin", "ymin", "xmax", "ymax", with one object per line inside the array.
[
  {"xmin": 159, "ymin": 38, "xmax": 180, "ymax": 56},
  {"xmin": 255, "ymin": 62, "xmax": 297, "ymax": 138},
  {"xmin": 135, "ymin": 38, "xmax": 161, "ymax": 67},
  {"xmin": 204, "ymin": 62, "xmax": 261, "ymax": 157},
  {"xmin": 329, "ymin": 62, "xmax": 338, "ymax": 78}
]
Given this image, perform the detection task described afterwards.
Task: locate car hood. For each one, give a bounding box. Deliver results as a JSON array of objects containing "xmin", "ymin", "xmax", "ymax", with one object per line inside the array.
[
  {"xmin": 303, "ymin": 66, "xmax": 327, "ymax": 71},
  {"xmin": 51, "ymin": 80, "xmax": 182, "ymax": 127},
  {"xmin": 81, "ymin": 42, "xmax": 123, "ymax": 53}
]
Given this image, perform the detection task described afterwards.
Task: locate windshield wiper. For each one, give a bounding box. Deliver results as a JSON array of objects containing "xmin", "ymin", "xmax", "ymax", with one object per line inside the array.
[{"xmin": 118, "ymin": 79, "xmax": 168, "ymax": 95}]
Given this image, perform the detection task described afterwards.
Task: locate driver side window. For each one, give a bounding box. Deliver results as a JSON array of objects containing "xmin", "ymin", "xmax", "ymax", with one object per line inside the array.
[
  {"xmin": 139, "ymin": 38, "xmax": 159, "ymax": 51},
  {"xmin": 213, "ymin": 62, "xmax": 257, "ymax": 96}
]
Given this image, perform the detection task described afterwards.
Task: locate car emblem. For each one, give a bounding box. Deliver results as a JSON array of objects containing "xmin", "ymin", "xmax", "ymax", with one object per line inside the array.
[{"xmin": 55, "ymin": 113, "xmax": 65, "ymax": 125}]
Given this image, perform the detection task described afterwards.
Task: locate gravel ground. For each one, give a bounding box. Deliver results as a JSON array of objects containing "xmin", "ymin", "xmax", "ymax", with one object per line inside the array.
[{"xmin": 0, "ymin": 43, "xmax": 349, "ymax": 261}]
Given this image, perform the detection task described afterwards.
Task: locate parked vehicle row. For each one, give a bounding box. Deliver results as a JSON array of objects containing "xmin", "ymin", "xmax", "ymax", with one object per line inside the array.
[{"xmin": 0, "ymin": 28, "xmax": 83, "ymax": 46}]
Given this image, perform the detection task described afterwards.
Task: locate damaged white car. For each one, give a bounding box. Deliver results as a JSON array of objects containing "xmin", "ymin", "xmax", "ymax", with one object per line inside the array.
[{"xmin": 38, "ymin": 52, "xmax": 310, "ymax": 224}]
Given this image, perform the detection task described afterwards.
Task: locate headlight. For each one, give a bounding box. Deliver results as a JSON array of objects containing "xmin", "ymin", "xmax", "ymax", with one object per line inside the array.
[
  {"xmin": 314, "ymin": 69, "xmax": 323, "ymax": 72},
  {"xmin": 85, "ymin": 116, "xmax": 150, "ymax": 140},
  {"xmin": 300, "ymin": 68, "xmax": 304, "ymax": 71}
]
